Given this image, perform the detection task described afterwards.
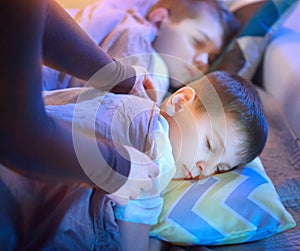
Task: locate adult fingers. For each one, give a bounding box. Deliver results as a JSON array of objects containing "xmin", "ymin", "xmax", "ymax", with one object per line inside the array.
[
  {"xmin": 147, "ymin": 164, "xmax": 159, "ymax": 178},
  {"xmin": 140, "ymin": 177, "xmax": 153, "ymax": 193},
  {"xmin": 144, "ymin": 77, "xmax": 157, "ymax": 102}
]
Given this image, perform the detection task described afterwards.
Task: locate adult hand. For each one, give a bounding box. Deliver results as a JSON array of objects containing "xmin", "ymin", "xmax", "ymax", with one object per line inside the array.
[
  {"xmin": 107, "ymin": 146, "xmax": 159, "ymax": 205},
  {"xmin": 130, "ymin": 65, "xmax": 157, "ymax": 102}
]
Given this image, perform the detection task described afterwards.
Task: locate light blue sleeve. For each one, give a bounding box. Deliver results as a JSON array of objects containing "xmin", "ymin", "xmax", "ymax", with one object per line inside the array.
[{"xmin": 113, "ymin": 196, "xmax": 164, "ymax": 225}]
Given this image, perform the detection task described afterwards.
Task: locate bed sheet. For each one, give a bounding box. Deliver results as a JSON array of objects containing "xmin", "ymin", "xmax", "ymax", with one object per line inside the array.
[
  {"xmin": 41, "ymin": 86, "xmax": 300, "ymax": 250},
  {"xmin": 0, "ymin": 85, "xmax": 299, "ymax": 251}
]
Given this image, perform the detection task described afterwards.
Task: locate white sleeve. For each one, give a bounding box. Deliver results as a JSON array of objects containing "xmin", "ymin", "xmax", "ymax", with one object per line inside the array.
[{"xmin": 113, "ymin": 196, "xmax": 163, "ymax": 225}]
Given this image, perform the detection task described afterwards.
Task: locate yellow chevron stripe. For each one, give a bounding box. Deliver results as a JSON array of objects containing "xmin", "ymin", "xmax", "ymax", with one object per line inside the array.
[
  {"xmin": 151, "ymin": 181, "xmax": 196, "ymax": 242},
  {"xmin": 194, "ymin": 172, "xmax": 256, "ymax": 240}
]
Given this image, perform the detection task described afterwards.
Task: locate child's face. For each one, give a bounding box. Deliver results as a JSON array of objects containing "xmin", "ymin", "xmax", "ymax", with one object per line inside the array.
[
  {"xmin": 151, "ymin": 5, "xmax": 223, "ymax": 84},
  {"xmin": 161, "ymin": 87, "xmax": 243, "ymax": 179}
]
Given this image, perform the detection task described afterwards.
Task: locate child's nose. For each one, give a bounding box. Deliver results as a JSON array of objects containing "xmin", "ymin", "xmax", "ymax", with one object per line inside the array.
[
  {"xmin": 195, "ymin": 161, "xmax": 208, "ymax": 176},
  {"xmin": 195, "ymin": 160, "xmax": 215, "ymax": 177},
  {"xmin": 193, "ymin": 53, "xmax": 209, "ymax": 73}
]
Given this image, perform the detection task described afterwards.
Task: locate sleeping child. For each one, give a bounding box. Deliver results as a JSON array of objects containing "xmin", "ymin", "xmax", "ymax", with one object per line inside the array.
[
  {"xmin": 45, "ymin": 70, "xmax": 268, "ymax": 250},
  {"xmin": 43, "ymin": 0, "xmax": 239, "ymax": 103}
]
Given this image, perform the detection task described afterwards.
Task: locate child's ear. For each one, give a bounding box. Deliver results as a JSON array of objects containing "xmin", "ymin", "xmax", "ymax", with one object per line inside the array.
[
  {"xmin": 148, "ymin": 8, "xmax": 169, "ymax": 29},
  {"xmin": 171, "ymin": 87, "xmax": 196, "ymax": 112}
]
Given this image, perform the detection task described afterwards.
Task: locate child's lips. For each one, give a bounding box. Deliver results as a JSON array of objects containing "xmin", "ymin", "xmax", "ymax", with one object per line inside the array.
[
  {"xmin": 173, "ymin": 164, "xmax": 193, "ymax": 180},
  {"xmin": 173, "ymin": 164, "xmax": 203, "ymax": 180},
  {"xmin": 183, "ymin": 165, "xmax": 203, "ymax": 180},
  {"xmin": 183, "ymin": 165, "xmax": 193, "ymax": 179}
]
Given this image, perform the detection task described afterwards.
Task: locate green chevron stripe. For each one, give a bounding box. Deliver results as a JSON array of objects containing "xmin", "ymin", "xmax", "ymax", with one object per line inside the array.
[{"xmin": 194, "ymin": 172, "xmax": 254, "ymax": 238}]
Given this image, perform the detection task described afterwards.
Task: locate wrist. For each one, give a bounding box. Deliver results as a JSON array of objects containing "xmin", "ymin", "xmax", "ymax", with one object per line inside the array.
[
  {"xmin": 88, "ymin": 60, "xmax": 135, "ymax": 93},
  {"xmin": 110, "ymin": 63, "xmax": 136, "ymax": 94}
]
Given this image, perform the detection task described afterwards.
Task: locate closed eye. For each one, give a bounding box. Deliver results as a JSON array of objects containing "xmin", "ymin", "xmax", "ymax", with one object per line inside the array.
[
  {"xmin": 193, "ymin": 38, "xmax": 206, "ymax": 49},
  {"xmin": 206, "ymin": 137, "xmax": 211, "ymax": 151},
  {"xmin": 206, "ymin": 136, "xmax": 217, "ymax": 153}
]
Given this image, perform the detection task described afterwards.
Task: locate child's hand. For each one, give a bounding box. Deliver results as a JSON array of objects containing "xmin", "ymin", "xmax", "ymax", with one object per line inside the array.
[
  {"xmin": 107, "ymin": 146, "xmax": 159, "ymax": 205},
  {"xmin": 130, "ymin": 65, "xmax": 157, "ymax": 102}
]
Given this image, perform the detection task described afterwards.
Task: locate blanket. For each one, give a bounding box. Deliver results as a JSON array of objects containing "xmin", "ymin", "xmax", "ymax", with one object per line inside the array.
[{"xmin": 1, "ymin": 86, "xmax": 299, "ymax": 251}]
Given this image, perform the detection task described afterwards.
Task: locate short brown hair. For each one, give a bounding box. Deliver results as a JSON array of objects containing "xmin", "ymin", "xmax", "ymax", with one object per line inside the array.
[{"xmin": 188, "ymin": 71, "xmax": 268, "ymax": 166}]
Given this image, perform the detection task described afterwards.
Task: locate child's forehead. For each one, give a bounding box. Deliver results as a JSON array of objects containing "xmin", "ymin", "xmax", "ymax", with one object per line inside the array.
[
  {"xmin": 188, "ymin": 2, "xmax": 220, "ymax": 20},
  {"xmin": 180, "ymin": 6, "xmax": 224, "ymax": 39},
  {"xmin": 169, "ymin": 1, "xmax": 219, "ymax": 22}
]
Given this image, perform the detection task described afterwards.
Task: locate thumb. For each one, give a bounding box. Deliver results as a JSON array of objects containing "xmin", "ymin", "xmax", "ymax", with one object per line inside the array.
[
  {"xmin": 140, "ymin": 178, "xmax": 153, "ymax": 192},
  {"xmin": 144, "ymin": 76, "xmax": 157, "ymax": 102}
]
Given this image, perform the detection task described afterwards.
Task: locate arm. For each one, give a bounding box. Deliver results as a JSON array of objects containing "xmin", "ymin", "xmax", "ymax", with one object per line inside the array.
[
  {"xmin": 0, "ymin": 0, "xmax": 157, "ymax": 196},
  {"xmin": 117, "ymin": 220, "xmax": 212, "ymax": 251},
  {"xmin": 42, "ymin": 0, "xmax": 137, "ymax": 93},
  {"xmin": 0, "ymin": 0, "xmax": 123, "ymax": 187},
  {"xmin": 114, "ymin": 195, "xmax": 164, "ymax": 250},
  {"xmin": 117, "ymin": 220, "xmax": 151, "ymax": 251},
  {"xmin": 43, "ymin": 0, "xmax": 113, "ymax": 81}
]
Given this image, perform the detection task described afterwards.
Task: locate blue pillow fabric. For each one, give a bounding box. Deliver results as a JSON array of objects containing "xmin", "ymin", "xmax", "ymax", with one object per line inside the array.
[{"xmin": 150, "ymin": 158, "xmax": 296, "ymax": 245}]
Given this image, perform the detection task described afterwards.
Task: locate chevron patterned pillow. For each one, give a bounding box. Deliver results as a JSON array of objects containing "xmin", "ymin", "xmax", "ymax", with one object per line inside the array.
[{"xmin": 150, "ymin": 158, "xmax": 296, "ymax": 245}]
